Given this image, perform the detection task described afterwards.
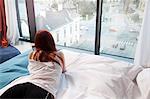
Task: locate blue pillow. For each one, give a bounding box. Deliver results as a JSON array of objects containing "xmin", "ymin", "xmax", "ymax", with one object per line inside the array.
[{"xmin": 0, "ymin": 45, "xmax": 21, "ymax": 63}]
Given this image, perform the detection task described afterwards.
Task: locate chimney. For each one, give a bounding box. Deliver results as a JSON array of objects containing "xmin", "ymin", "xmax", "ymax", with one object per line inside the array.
[{"xmin": 58, "ymin": 3, "xmax": 63, "ymax": 11}]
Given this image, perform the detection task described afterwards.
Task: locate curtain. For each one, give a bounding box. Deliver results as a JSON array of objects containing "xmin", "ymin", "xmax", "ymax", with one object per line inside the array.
[
  {"xmin": 0, "ymin": 0, "xmax": 8, "ymax": 47},
  {"xmin": 134, "ymin": 0, "xmax": 150, "ymax": 68},
  {"xmin": 4, "ymin": 0, "xmax": 19, "ymax": 45}
]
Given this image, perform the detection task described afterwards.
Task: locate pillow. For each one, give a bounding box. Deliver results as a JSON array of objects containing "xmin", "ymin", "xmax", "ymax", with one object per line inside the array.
[
  {"xmin": 61, "ymin": 49, "xmax": 81, "ymax": 68},
  {"xmin": 136, "ymin": 68, "xmax": 150, "ymax": 99},
  {"xmin": 0, "ymin": 45, "xmax": 20, "ymax": 63}
]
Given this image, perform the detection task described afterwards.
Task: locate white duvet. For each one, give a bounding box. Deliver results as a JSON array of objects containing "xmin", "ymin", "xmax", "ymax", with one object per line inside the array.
[{"xmin": 0, "ymin": 49, "xmax": 146, "ymax": 99}]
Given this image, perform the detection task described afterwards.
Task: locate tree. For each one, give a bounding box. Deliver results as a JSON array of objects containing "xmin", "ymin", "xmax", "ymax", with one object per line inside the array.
[
  {"xmin": 78, "ymin": 1, "xmax": 96, "ymax": 18},
  {"xmin": 131, "ymin": 13, "xmax": 140, "ymax": 23},
  {"xmin": 134, "ymin": 0, "xmax": 140, "ymax": 8},
  {"xmin": 123, "ymin": 0, "xmax": 131, "ymax": 14}
]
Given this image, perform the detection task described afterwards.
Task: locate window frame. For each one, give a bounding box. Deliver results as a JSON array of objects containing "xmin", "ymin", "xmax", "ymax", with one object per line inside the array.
[
  {"xmin": 15, "ymin": 0, "xmax": 137, "ymax": 60},
  {"xmin": 16, "ymin": 0, "xmax": 36, "ymax": 42}
]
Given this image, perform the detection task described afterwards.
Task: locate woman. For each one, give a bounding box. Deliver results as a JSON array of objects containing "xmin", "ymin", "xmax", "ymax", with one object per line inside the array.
[{"xmin": 0, "ymin": 30, "xmax": 66, "ymax": 99}]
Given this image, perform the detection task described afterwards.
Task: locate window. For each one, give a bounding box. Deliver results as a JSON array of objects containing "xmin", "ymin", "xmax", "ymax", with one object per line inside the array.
[
  {"xmin": 100, "ymin": 0, "xmax": 145, "ymax": 58},
  {"xmin": 34, "ymin": 0, "xmax": 97, "ymax": 51},
  {"xmin": 16, "ymin": 0, "xmax": 30, "ymax": 40},
  {"xmin": 16, "ymin": 0, "xmax": 146, "ymax": 61}
]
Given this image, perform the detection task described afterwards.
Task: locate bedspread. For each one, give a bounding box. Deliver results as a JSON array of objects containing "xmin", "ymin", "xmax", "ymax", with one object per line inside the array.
[{"xmin": 0, "ymin": 49, "xmax": 144, "ymax": 99}]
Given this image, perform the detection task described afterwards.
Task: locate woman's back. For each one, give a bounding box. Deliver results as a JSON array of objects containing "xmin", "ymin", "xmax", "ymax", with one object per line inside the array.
[{"xmin": 28, "ymin": 50, "xmax": 63, "ymax": 97}]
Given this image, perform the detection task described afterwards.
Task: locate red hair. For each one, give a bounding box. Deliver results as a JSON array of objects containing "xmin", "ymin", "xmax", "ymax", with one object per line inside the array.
[{"xmin": 34, "ymin": 30, "xmax": 57, "ymax": 52}]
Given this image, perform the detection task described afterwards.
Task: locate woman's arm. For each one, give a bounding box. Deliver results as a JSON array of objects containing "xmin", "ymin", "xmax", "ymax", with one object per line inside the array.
[{"xmin": 57, "ymin": 51, "xmax": 66, "ymax": 73}]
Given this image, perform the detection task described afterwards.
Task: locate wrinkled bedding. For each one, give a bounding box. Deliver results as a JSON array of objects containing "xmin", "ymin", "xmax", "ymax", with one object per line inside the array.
[{"xmin": 0, "ymin": 49, "xmax": 146, "ymax": 99}]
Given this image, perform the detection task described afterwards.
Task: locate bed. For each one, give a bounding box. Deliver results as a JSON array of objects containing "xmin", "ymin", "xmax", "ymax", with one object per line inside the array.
[{"xmin": 0, "ymin": 49, "xmax": 148, "ymax": 99}]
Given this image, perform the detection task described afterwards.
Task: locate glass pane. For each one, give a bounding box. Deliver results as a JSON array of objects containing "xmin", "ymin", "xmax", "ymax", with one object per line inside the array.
[
  {"xmin": 100, "ymin": 0, "xmax": 146, "ymax": 58},
  {"xmin": 34, "ymin": 0, "xmax": 97, "ymax": 51},
  {"xmin": 17, "ymin": 0, "xmax": 30, "ymax": 39}
]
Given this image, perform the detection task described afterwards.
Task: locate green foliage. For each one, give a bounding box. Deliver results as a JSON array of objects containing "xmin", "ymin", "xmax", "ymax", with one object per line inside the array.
[
  {"xmin": 78, "ymin": 1, "xmax": 96, "ymax": 18},
  {"xmin": 72, "ymin": 0, "xmax": 96, "ymax": 19}
]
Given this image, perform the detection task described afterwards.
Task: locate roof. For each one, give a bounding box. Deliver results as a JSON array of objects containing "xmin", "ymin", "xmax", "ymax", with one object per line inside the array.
[{"xmin": 44, "ymin": 9, "xmax": 79, "ymax": 30}]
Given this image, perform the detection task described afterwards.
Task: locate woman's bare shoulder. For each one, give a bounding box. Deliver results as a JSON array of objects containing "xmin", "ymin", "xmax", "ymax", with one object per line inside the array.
[
  {"xmin": 29, "ymin": 51, "xmax": 34, "ymax": 59},
  {"xmin": 29, "ymin": 51, "xmax": 37, "ymax": 60}
]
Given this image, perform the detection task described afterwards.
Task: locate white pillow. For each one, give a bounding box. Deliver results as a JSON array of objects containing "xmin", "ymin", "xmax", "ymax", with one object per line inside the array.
[
  {"xmin": 61, "ymin": 49, "xmax": 81, "ymax": 67},
  {"xmin": 136, "ymin": 68, "xmax": 150, "ymax": 99}
]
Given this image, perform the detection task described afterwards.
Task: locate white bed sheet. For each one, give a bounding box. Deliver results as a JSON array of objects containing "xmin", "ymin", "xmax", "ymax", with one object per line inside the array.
[{"xmin": 0, "ymin": 49, "xmax": 144, "ymax": 99}]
